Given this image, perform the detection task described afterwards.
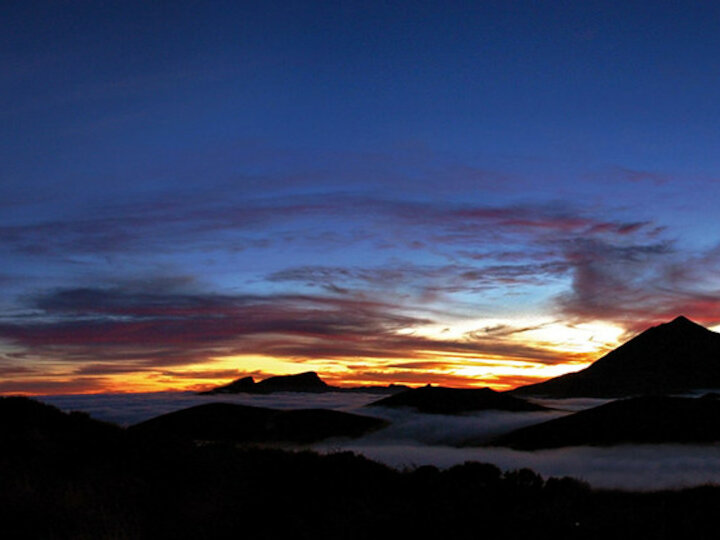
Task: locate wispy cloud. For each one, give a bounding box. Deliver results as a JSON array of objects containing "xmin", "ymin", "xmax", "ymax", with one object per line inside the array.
[
  {"xmin": 556, "ymin": 238, "xmax": 720, "ymax": 332},
  {"xmin": 4, "ymin": 190, "xmax": 720, "ymax": 393},
  {"xmin": 0, "ymin": 280, "xmax": 597, "ymax": 393}
]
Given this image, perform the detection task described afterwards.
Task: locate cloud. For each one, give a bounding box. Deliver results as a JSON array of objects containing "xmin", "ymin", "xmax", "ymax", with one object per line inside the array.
[
  {"xmin": 555, "ymin": 238, "xmax": 720, "ymax": 332},
  {"xmin": 38, "ymin": 390, "xmax": 383, "ymax": 426},
  {"xmin": 609, "ymin": 166, "xmax": 670, "ymax": 186},
  {"xmin": 359, "ymin": 407, "xmax": 566, "ymax": 446},
  {"xmin": 267, "ymin": 261, "xmax": 571, "ymax": 299},
  {"xmin": 38, "ymin": 390, "xmax": 720, "ymax": 491},
  {"xmin": 0, "ymin": 193, "xmax": 659, "ymax": 262},
  {"xmin": 324, "ymin": 442, "xmax": 720, "ymax": 491},
  {"xmin": 6, "ymin": 190, "xmax": 720, "ymax": 392},
  {"xmin": 0, "ymin": 377, "xmax": 112, "ymax": 396},
  {"xmin": 0, "ymin": 280, "xmax": 599, "ymax": 392}
]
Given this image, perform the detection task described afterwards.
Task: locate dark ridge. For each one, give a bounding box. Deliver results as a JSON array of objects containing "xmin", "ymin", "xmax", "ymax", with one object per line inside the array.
[
  {"xmin": 199, "ymin": 371, "xmax": 329, "ymax": 395},
  {"xmin": 511, "ymin": 316, "xmax": 720, "ymax": 398},
  {"xmin": 129, "ymin": 402, "xmax": 388, "ymax": 444},
  {"xmin": 255, "ymin": 371, "xmax": 330, "ymax": 392},
  {"xmin": 202, "ymin": 375, "xmax": 255, "ymax": 393},
  {"xmin": 491, "ymin": 395, "xmax": 720, "ymax": 449},
  {"xmin": 367, "ymin": 386, "xmax": 549, "ymax": 414},
  {"xmin": 198, "ymin": 371, "xmax": 408, "ymax": 395},
  {"xmin": 0, "ymin": 396, "xmax": 123, "ymax": 458}
]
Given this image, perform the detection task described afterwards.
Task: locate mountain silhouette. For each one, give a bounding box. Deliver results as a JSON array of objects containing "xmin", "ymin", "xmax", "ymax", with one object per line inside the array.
[
  {"xmin": 200, "ymin": 371, "xmax": 330, "ymax": 394},
  {"xmin": 199, "ymin": 371, "xmax": 408, "ymax": 395},
  {"xmin": 368, "ymin": 386, "xmax": 548, "ymax": 414},
  {"xmin": 512, "ymin": 316, "xmax": 720, "ymax": 398},
  {"xmin": 129, "ymin": 402, "xmax": 388, "ymax": 444},
  {"xmin": 491, "ymin": 395, "xmax": 720, "ymax": 449},
  {"xmin": 0, "ymin": 396, "xmax": 122, "ymax": 456}
]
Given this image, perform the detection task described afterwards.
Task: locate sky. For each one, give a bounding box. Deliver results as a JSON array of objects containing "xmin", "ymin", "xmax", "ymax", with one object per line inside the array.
[{"xmin": 3, "ymin": 1, "xmax": 720, "ymax": 395}]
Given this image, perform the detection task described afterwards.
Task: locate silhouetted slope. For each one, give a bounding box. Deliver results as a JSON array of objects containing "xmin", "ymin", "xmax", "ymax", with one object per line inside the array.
[
  {"xmin": 368, "ymin": 386, "xmax": 548, "ymax": 414},
  {"xmin": 202, "ymin": 375, "xmax": 256, "ymax": 393},
  {"xmin": 493, "ymin": 396, "xmax": 720, "ymax": 449},
  {"xmin": 0, "ymin": 395, "xmax": 122, "ymax": 453},
  {"xmin": 513, "ymin": 316, "xmax": 720, "ymax": 398},
  {"xmin": 129, "ymin": 402, "xmax": 388, "ymax": 443},
  {"xmin": 199, "ymin": 371, "xmax": 409, "ymax": 395}
]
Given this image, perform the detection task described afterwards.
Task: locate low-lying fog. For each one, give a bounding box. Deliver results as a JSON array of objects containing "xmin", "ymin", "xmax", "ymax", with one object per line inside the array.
[{"xmin": 39, "ymin": 391, "xmax": 720, "ymax": 491}]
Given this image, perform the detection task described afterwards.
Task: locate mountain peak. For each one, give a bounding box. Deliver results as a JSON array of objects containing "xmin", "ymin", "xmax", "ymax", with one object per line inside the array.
[
  {"xmin": 668, "ymin": 315, "xmax": 698, "ymax": 327},
  {"xmin": 200, "ymin": 371, "xmax": 331, "ymax": 395},
  {"xmin": 512, "ymin": 316, "xmax": 720, "ymax": 398},
  {"xmin": 259, "ymin": 371, "xmax": 327, "ymax": 387},
  {"xmin": 654, "ymin": 315, "xmax": 711, "ymax": 336}
]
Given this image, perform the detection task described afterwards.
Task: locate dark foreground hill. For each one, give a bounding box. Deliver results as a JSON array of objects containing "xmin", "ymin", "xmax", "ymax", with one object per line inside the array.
[
  {"xmin": 512, "ymin": 316, "xmax": 720, "ymax": 398},
  {"xmin": 0, "ymin": 395, "xmax": 122, "ymax": 455},
  {"xmin": 5, "ymin": 397, "xmax": 720, "ymax": 539},
  {"xmin": 129, "ymin": 402, "xmax": 387, "ymax": 444},
  {"xmin": 493, "ymin": 396, "xmax": 720, "ymax": 449},
  {"xmin": 199, "ymin": 371, "xmax": 408, "ymax": 395},
  {"xmin": 368, "ymin": 385, "xmax": 549, "ymax": 414}
]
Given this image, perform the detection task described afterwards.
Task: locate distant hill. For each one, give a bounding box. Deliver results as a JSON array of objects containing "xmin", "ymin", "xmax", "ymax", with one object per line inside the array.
[
  {"xmin": 367, "ymin": 386, "xmax": 548, "ymax": 414},
  {"xmin": 512, "ymin": 316, "xmax": 720, "ymax": 398},
  {"xmin": 129, "ymin": 402, "xmax": 388, "ymax": 444},
  {"xmin": 492, "ymin": 395, "xmax": 720, "ymax": 449},
  {"xmin": 199, "ymin": 371, "xmax": 330, "ymax": 394},
  {"xmin": 199, "ymin": 371, "xmax": 408, "ymax": 395}
]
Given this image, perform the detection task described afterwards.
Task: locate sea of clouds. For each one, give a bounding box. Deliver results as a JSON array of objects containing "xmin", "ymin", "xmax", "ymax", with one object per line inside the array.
[{"xmin": 38, "ymin": 391, "xmax": 720, "ymax": 491}]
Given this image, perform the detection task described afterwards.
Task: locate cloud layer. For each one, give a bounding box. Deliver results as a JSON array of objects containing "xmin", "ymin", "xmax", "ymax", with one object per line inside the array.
[
  {"xmin": 39, "ymin": 391, "xmax": 720, "ymax": 491},
  {"xmin": 3, "ymin": 192, "xmax": 720, "ymax": 392}
]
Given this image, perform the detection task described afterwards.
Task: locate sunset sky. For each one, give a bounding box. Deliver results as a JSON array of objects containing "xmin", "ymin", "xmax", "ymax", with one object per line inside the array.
[{"xmin": 3, "ymin": 1, "xmax": 720, "ymax": 394}]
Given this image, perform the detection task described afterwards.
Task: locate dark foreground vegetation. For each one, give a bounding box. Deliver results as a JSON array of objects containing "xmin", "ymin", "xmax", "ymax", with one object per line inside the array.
[{"xmin": 4, "ymin": 397, "xmax": 720, "ymax": 539}]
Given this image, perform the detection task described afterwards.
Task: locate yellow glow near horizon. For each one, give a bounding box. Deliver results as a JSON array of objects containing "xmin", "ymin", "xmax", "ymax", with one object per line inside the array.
[
  {"xmin": 410, "ymin": 316, "xmax": 624, "ymax": 355},
  {"xmin": 4, "ymin": 319, "xmax": 631, "ymax": 395},
  {"xmin": 520, "ymin": 320, "xmax": 625, "ymax": 353},
  {"xmin": 451, "ymin": 358, "xmax": 592, "ymax": 383},
  {"xmin": 174, "ymin": 319, "xmax": 623, "ymax": 392}
]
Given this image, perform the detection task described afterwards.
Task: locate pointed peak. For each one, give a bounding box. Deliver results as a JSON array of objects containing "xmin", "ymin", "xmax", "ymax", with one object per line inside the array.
[
  {"xmin": 663, "ymin": 315, "xmax": 707, "ymax": 331},
  {"xmin": 641, "ymin": 315, "xmax": 714, "ymax": 337}
]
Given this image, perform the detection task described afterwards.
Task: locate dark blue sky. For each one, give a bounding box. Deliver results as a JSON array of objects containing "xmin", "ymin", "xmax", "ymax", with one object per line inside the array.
[{"xmin": 3, "ymin": 1, "xmax": 720, "ymax": 394}]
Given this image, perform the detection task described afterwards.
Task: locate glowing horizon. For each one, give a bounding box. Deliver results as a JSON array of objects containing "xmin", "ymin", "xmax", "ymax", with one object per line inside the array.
[
  {"xmin": 0, "ymin": 318, "xmax": 627, "ymax": 395},
  {"xmin": 4, "ymin": 3, "xmax": 720, "ymax": 396}
]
